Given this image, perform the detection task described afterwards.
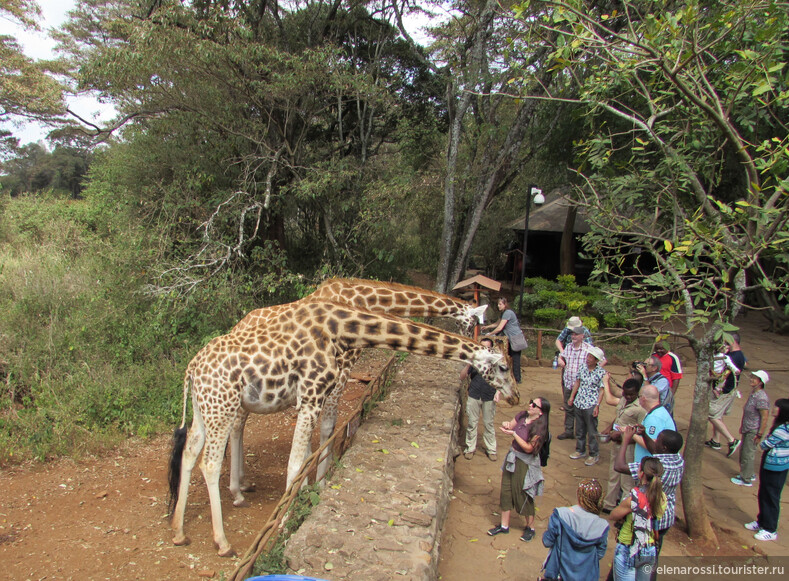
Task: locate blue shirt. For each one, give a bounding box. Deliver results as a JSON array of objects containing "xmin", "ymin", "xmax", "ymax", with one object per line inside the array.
[{"xmin": 635, "ymin": 407, "xmax": 676, "ymax": 464}]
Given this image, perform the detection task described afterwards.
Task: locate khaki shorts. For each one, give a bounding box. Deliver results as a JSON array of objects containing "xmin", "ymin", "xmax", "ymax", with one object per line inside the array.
[{"xmin": 708, "ymin": 390, "xmax": 737, "ymax": 420}]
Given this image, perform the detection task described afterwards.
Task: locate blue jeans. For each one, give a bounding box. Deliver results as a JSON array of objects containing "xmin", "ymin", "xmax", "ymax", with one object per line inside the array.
[{"xmin": 613, "ymin": 543, "xmax": 653, "ymax": 581}]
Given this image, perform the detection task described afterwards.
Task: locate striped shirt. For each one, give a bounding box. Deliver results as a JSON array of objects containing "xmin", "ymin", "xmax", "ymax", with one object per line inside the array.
[
  {"xmin": 629, "ymin": 453, "xmax": 684, "ymax": 531},
  {"xmin": 761, "ymin": 423, "xmax": 789, "ymax": 471}
]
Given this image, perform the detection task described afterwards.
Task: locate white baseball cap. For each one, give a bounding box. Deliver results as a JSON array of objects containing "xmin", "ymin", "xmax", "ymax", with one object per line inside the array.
[{"xmin": 752, "ymin": 370, "xmax": 770, "ymax": 385}]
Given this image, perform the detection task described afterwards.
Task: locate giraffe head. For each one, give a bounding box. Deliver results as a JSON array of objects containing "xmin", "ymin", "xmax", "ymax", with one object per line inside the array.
[
  {"xmin": 471, "ymin": 344, "xmax": 520, "ymax": 405},
  {"xmin": 457, "ymin": 303, "xmax": 487, "ymax": 336}
]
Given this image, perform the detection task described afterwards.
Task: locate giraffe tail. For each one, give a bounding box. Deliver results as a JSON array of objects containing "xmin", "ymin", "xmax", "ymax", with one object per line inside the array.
[
  {"xmin": 168, "ymin": 372, "xmax": 191, "ymax": 515},
  {"xmin": 167, "ymin": 425, "xmax": 187, "ymax": 516}
]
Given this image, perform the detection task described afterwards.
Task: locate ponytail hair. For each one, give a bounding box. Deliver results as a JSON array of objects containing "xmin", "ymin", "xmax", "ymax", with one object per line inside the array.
[{"xmin": 640, "ymin": 457, "xmax": 664, "ymax": 517}]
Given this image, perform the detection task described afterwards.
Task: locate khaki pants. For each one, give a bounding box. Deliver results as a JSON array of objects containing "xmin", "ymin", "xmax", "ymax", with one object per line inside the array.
[
  {"xmin": 465, "ymin": 397, "xmax": 496, "ymax": 455},
  {"xmin": 739, "ymin": 429, "xmax": 758, "ymax": 482},
  {"xmin": 604, "ymin": 443, "xmax": 636, "ymax": 511}
]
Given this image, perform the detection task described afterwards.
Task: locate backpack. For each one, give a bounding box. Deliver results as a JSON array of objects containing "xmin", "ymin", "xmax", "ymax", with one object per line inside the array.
[{"xmin": 539, "ymin": 432, "xmax": 552, "ymax": 467}]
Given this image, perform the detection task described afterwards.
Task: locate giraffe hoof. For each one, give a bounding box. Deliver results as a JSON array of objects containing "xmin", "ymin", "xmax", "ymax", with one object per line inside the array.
[
  {"xmin": 215, "ymin": 544, "xmax": 236, "ymax": 558},
  {"xmin": 233, "ymin": 498, "xmax": 250, "ymax": 508},
  {"xmin": 173, "ymin": 534, "xmax": 191, "ymax": 547}
]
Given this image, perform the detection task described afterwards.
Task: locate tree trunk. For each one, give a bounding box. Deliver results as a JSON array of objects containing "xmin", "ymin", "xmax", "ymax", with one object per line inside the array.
[
  {"xmin": 680, "ymin": 341, "xmax": 718, "ymax": 543},
  {"xmin": 560, "ymin": 206, "xmax": 577, "ymax": 275},
  {"xmin": 434, "ymin": 0, "xmax": 498, "ymax": 293}
]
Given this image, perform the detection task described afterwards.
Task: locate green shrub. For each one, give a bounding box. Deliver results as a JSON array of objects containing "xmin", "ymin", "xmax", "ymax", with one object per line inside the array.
[
  {"xmin": 0, "ymin": 195, "xmax": 196, "ymax": 464},
  {"xmin": 556, "ymin": 274, "xmax": 578, "ymax": 291},
  {"xmin": 534, "ymin": 307, "xmax": 567, "ymax": 326},
  {"xmin": 536, "ymin": 289, "xmax": 562, "ymax": 307}
]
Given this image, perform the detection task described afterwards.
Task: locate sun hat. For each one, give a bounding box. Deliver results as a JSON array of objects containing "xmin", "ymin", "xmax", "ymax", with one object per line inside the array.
[
  {"xmin": 752, "ymin": 370, "xmax": 770, "ymax": 385},
  {"xmin": 567, "ymin": 316, "xmax": 583, "ymax": 328},
  {"xmin": 570, "ymin": 326, "xmax": 585, "ymax": 335},
  {"xmin": 588, "ymin": 346, "xmax": 605, "ymax": 361}
]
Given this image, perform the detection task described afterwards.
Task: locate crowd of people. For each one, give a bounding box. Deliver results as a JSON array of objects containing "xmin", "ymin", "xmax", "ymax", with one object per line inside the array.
[{"xmin": 459, "ymin": 306, "xmax": 788, "ymax": 580}]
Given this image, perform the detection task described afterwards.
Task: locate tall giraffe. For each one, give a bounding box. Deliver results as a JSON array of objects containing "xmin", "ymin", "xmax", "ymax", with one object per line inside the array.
[
  {"xmin": 228, "ymin": 278, "xmax": 488, "ymax": 485},
  {"xmin": 168, "ymin": 299, "xmax": 517, "ymax": 556}
]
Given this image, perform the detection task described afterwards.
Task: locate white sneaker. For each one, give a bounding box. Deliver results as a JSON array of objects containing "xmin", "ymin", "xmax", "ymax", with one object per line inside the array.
[
  {"xmin": 584, "ymin": 455, "xmax": 600, "ymax": 466},
  {"xmin": 569, "ymin": 451, "xmax": 587, "ymax": 460},
  {"xmin": 731, "ymin": 476, "xmax": 753, "ymax": 487},
  {"xmin": 744, "ymin": 521, "xmax": 760, "ymax": 531},
  {"xmin": 754, "ymin": 530, "xmax": 777, "ymax": 541}
]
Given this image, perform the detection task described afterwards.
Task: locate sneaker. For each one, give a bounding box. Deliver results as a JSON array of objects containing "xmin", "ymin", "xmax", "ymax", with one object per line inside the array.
[
  {"xmin": 704, "ymin": 439, "xmax": 722, "ymax": 449},
  {"xmin": 744, "ymin": 521, "xmax": 760, "ymax": 531},
  {"xmin": 557, "ymin": 432, "xmax": 574, "ymax": 440},
  {"xmin": 487, "ymin": 524, "xmax": 509, "ymax": 536},
  {"xmin": 731, "ymin": 476, "xmax": 752, "ymax": 487},
  {"xmin": 464, "ymin": 452, "xmax": 474, "ymax": 460},
  {"xmin": 487, "ymin": 452, "xmax": 497, "ymax": 462},
  {"xmin": 584, "ymin": 455, "xmax": 600, "ymax": 466},
  {"xmin": 727, "ymin": 439, "xmax": 741, "ymax": 458},
  {"xmin": 520, "ymin": 527, "xmax": 535, "ymax": 542},
  {"xmin": 569, "ymin": 451, "xmax": 587, "ymax": 460},
  {"xmin": 754, "ymin": 530, "xmax": 778, "ymax": 541}
]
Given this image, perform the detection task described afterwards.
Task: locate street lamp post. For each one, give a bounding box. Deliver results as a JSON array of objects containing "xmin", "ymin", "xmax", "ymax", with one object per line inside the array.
[{"xmin": 518, "ymin": 185, "xmax": 545, "ymax": 315}]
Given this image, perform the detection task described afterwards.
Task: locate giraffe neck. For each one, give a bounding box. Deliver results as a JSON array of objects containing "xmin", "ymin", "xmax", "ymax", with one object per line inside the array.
[
  {"xmin": 306, "ymin": 301, "xmax": 478, "ymax": 362},
  {"xmin": 314, "ymin": 278, "xmax": 470, "ymax": 318}
]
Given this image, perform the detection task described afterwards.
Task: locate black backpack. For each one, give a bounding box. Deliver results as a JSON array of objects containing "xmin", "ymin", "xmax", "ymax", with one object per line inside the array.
[{"xmin": 539, "ymin": 432, "xmax": 551, "ymax": 467}]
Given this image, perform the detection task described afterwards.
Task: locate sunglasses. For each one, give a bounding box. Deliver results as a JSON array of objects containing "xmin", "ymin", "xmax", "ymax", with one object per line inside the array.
[{"xmin": 529, "ymin": 399, "xmax": 543, "ymax": 411}]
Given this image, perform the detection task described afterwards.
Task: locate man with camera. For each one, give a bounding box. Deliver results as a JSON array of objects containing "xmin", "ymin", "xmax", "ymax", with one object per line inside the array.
[{"xmin": 635, "ymin": 356, "xmax": 673, "ymax": 415}]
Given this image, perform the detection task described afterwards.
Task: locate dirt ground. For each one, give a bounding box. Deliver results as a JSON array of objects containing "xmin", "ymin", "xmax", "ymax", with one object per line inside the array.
[
  {"xmin": 0, "ymin": 317, "xmax": 787, "ymax": 580},
  {"xmin": 0, "ymin": 353, "xmax": 380, "ymax": 581}
]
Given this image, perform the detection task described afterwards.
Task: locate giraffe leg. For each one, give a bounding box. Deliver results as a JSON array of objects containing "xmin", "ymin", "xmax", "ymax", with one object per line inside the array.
[
  {"xmin": 171, "ymin": 404, "xmax": 206, "ymax": 547},
  {"xmin": 228, "ymin": 409, "xmax": 252, "ymax": 507},
  {"xmin": 201, "ymin": 423, "xmax": 235, "ymax": 557},
  {"xmin": 316, "ymin": 385, "xmax": 342, "ymax": 483},
  {"xmin": 316, "ymin": 351, "xmax": 360, "ymax": 482},
  {"xmin": 286, "ymin": 402, "xmax": 322, "ymax": 489}
]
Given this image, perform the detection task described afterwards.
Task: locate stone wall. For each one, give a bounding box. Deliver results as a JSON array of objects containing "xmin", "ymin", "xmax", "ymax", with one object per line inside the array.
[{"xmin": 284, "ymin": 355, "xmax": 463, "ymax": 581}]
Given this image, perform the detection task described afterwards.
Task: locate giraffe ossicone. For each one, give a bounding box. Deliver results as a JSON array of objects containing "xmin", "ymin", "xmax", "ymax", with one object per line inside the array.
[{"xmin": 168, "ymin": 296, "xmax": 518, "ymax": 557}]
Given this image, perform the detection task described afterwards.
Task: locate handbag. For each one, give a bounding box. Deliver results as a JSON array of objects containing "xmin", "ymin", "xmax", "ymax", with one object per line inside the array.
[
  {"xmin": 508, "ymin": 331, "xmax": 528, "ymax": 352},
  {"xmin": 633, "ymin": 544, "xmax": 657, "ymax": 569}
]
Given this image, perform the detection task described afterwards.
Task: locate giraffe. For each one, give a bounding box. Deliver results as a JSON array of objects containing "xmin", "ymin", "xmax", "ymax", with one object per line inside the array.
[
  {"xmin": 168, "ymin": 299, "xmax": 517, "ymax": 556},
  {"xmin": 228, "ymin": 278, "xmax": 488, "ymax": 485}
]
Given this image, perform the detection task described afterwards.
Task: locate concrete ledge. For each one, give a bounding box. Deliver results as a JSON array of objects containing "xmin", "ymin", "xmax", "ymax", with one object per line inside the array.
[{"xmin": 285, "ymin": 356, "xmax": 463, "ymax": 580}]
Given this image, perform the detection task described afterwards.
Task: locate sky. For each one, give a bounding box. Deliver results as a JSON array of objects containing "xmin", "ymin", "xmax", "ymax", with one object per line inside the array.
[{"xmin": 0, "ymin": 0, "xmax": 116, "ymax": 146}]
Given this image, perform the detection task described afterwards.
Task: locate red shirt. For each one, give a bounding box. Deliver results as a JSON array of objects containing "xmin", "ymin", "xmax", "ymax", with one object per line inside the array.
[{"xmin": 656, "ymin": 352, "xmax": 683, "ymax": 385}]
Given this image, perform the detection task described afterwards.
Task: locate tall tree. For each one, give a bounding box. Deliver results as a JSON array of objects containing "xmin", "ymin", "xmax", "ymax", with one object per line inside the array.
[
  {"xmin": 423, "ymin": 0, "xmax": 570, "ymax": 293},
  {"xmin": 56, "ymin": 0, "xmax": 443, "ymax": 293},
  {"xmin": 511, "ymin": 0, "xmax": 789, "ymax": 541},
  {"xmin": 0, "ymin": 0, "xmax": 65, "ymax": 133}
]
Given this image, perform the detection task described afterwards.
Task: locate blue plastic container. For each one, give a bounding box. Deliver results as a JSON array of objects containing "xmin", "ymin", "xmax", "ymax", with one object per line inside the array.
[{"xmin": 246, "ymin": 575, "xmax": 326, "ymax": 581}]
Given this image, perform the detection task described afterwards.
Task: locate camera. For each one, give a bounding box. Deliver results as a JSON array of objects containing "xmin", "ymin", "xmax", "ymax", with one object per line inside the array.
[{"xmin": 631, "ymin": 361, "xmax": 646, "ymax": 370}]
